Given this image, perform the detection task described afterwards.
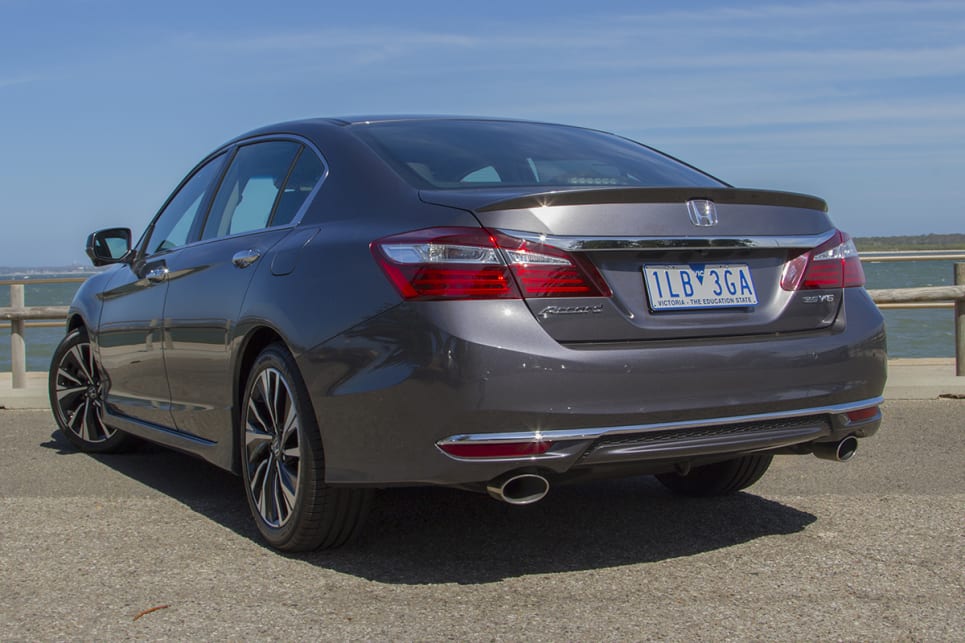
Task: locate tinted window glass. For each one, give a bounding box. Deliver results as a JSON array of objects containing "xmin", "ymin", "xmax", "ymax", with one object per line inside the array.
[
  {"xmin": 270, "ymin": 149, "xmax": 324, "ymax": 227},
  {"xmin": 146, "ymin": 153, "xmax": 226, "ymax": 255},
  {"xmin": 201, "ymin": 141, "xmax": 301, "ymax": 240},
  {"xmin": 351, "ymin": 120, "xmax": 723, "ymax": 189}
]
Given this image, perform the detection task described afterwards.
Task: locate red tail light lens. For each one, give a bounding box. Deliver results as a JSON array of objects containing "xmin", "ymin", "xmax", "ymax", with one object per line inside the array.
[
  {"xmin": 493, "ymin": 232, "xmax": 611, "ymax": 298},
  {"xmin": 372, "ymin": 228, "xmax": 517, "ymax": 300},
  {"xmin": 372, "ymin": 227, "xmax": 610, "ymax": 300},
  {"xmin": 781, "ymin": 229, "xmax": 865, "ymax": 291}
]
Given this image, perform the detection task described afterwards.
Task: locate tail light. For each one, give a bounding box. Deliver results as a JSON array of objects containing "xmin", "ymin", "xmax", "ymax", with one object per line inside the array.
[
  {"xmin": 372, "ymin": 227, "xmax": 610, "ymax": 300},
  {"xmin": 780, "ymin": 229, "xmax": 865, "ymax": 291}
]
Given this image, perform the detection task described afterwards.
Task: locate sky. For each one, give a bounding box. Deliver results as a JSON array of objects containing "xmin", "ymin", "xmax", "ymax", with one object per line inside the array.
[{"xmin": 1, "ymin": 0, "xmax": 963, "ymax": 267}]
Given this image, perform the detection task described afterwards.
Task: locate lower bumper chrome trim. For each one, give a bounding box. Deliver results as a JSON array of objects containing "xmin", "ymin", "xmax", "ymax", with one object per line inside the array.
[{"xmin": 436, "ymin": 396, "xmax": 883, "ymax": 461}]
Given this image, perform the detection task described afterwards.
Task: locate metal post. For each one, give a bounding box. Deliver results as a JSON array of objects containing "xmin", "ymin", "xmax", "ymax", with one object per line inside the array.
[
  {"xmin": 955, "ymin": 263, "xmax": 964, "ymax": 377},
  {"xmin": 10, "ymin": 284, "xmax": 26, "ymax": 389}
]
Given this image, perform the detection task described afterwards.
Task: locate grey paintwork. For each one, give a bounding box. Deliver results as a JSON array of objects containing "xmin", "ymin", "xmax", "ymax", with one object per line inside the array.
[
  {"xmin": 64, "ymin": 116, "xmax": 887, "ymax": 489},
  {"xmin": 297, "ymin": 289, "xmax": 884, "ymax": 485}
]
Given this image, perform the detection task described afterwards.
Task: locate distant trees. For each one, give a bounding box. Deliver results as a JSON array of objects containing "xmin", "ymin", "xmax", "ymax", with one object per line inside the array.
[{"xmin": 854, "ymin": 233, "xmax": 965, "ymax": 252}]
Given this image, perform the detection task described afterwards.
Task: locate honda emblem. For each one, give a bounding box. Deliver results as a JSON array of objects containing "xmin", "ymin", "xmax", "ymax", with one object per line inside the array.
[{"xmin": 687, "ymin": 199, "xmax": 718, "ymax": 227}]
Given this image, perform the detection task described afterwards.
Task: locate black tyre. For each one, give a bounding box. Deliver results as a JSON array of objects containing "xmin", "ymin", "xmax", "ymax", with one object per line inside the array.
[
  {"xmin": 656, "ymin": 454, "xmax": 773, "ymax": 497},
  {"xmin": 240, "ymin": 343, "xmax": 372, "ymax": 551},
  {"xmin": 49, "ymin": 328, "xmax": 133, "ymax": 453}
]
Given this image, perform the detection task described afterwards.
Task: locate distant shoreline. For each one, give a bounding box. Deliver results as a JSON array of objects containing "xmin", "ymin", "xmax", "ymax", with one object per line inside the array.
[{"xmin": 853, "ymin": 233, "xmax": 965, "ymax": 252}]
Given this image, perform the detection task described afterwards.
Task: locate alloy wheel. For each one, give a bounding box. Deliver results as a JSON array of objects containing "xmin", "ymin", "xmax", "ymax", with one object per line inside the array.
[
  {"xmin": 52, "ymin": 339, "xmax": 114, "ymax": 443},
  {"xmin": 244, "ymin": 367, "xmax": 301, "ymax": 528}
]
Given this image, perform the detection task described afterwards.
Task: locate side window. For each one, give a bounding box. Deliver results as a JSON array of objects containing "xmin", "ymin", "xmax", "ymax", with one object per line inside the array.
[
  {"xmin": 271, "ymin": 149, "xmax": 324, "ymax": 226},
  {"xmin": 201, "ymin": 141, "xmax": 301, "ymax": 240},
  {"xmin": 145, "ymin": 153, "xmax": 226, "ymax": 255}
]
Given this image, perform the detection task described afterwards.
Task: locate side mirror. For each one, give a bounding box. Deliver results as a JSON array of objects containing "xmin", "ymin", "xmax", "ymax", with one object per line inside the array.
[{"xmin": 86, "ymin": 228, "xmax": 132, "ymax": 267}]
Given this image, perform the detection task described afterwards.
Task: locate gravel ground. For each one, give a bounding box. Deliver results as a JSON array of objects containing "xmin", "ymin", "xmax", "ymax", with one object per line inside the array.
[{"xmin": 1, "ymin": 400, "xmax": 962, "ymax": 641}]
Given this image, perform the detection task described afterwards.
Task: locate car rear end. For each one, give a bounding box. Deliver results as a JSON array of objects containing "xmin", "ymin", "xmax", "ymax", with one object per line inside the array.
[{"xmin": 312, "ymin": 118, "xmax": 886, "ymax": 492}]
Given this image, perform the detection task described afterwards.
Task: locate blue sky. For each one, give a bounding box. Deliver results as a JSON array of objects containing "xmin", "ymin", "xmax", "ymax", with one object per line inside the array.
[{"xmin": 1, "ymin": 0, "xmax": 963, "ymax": 266}]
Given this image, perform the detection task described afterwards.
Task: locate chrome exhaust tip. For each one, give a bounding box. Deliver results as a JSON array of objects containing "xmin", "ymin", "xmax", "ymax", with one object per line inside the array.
[
  {"xmin": 812, "ymin": 436, "xmax": 859, "ymax": 462},
  {"xmin": 486, "ymin": 473, "xmax": 550, "ymax": 505}
]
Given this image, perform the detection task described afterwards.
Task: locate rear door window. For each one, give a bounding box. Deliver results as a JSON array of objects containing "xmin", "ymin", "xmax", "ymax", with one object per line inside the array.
[
  {"xmin": 271, "ymin": 149, "xmax": 325, "ymax": 226},
  {"xmin": 201, "ymin": 141, "xmax": 301, "ymax": 241}
]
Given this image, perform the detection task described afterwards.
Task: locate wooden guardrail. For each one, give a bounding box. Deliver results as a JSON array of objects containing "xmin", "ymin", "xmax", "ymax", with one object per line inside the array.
[{"xmin": 2, "ymin": 260, "xmax": 964, "ymax": 388}]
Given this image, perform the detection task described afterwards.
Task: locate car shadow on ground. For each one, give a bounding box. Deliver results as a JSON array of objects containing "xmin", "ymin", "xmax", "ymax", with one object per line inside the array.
[{"xmin": 45, "ymin": 430, "xmax": 816, "ymax": 585}]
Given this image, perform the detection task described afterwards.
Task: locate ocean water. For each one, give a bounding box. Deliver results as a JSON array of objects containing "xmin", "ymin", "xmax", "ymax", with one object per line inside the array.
[
  {"xmin": 1, "ymin": 258, "xmax": 961, "ymax": 372},
  {"xmin": 861, "ymin": 257, "xmax": 959, "ymax": 359}
]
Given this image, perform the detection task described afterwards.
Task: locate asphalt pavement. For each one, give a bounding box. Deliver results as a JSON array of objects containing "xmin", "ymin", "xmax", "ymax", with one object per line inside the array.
[{"xmin": 0, "ymin": 399, "xmax": 963, "ymax": 641}]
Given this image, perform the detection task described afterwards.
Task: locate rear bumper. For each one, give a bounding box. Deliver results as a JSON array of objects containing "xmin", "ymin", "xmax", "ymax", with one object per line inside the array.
[
  {"xmin": 438, "ymin": 396, "xmax": 882, "ymax": 467},
  {"xmin": 298, "ymin": 288, "xmax": 886, "ymax": 486}
]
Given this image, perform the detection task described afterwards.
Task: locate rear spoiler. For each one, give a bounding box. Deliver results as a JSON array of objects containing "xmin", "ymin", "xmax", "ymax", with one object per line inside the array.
[{"xmin": 473, "ymin": 187, "xmax": 828, "ymax": 213}]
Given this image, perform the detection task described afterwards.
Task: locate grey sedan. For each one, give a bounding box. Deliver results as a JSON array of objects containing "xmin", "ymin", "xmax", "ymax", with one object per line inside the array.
[{"xmin": 50, "ymin": 116, "xmax": 887, "ymax": 550}]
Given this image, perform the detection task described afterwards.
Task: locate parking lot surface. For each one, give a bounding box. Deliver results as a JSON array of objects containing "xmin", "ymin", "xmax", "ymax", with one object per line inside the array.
[{"xmin": 1, "ymin": 400, "xmax": 963, "ymax": 640}]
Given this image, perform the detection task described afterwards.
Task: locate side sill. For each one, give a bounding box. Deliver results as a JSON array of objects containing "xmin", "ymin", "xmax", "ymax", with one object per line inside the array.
[{"xmin": 103, "ymin": 409, "xmax": 233, "ymax": 472}]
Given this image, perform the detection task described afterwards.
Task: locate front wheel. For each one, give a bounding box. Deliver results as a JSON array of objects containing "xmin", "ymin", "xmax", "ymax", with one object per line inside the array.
[
  {"xmin": 656, "ymin": 454, "xmax": 773, "ymax": 497},
  {"xmin": 49, "ymin": 328, "xmax": 133, "ymax": 453},
  {"xmin": 240, "ymin": 343, "xmax": 371, "ymax": 551}
]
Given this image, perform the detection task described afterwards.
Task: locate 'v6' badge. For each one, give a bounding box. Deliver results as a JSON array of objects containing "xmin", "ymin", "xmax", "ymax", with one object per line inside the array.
[{"xmin": 687, "ymin": 199, "xmax": 718, "ymax": 227}]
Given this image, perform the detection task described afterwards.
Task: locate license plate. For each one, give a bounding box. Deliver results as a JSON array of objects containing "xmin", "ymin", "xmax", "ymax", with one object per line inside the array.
[{"xmin": 644, "ymin": 264, "xmax": 758, "ymax": 310}]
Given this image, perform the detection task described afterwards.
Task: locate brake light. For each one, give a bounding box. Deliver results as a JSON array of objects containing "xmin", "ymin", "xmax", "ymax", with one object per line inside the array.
[
  {"xmin": 780, "ymin": 229, "xmax": 865, "ymax": 291},
  {"xmin": 372, "ymin": 227, "xmax": 610, "ymax": 300}
]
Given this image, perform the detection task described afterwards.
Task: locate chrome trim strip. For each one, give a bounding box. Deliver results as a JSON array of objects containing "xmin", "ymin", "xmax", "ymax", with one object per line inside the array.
[
  {"xmin": 436, "ymin": 397, "xmax": 884, "ymax": 454},
  {"xmin": 496, "ymin": 228, "xmax": 837, "ymax": 252}
]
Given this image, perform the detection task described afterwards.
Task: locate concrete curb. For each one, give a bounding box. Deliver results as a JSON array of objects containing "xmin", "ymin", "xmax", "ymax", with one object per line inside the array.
[
  {"xmin": 882, "ymin": 358, "xmax": 965, "ymax": 400},
  {"xmin": 0, "ymin": 372, "xmax": 48, "ymax": 410},
  {"xmin": 4, "ymin": 359, "xmax": 964, "ymax": 410}
]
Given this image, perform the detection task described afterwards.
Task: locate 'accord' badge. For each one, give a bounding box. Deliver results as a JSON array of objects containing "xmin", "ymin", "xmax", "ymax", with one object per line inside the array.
[
  {"xmin": 687, "ymin": 199, "xmax": 718, "ymax": 227},
  {"xmin": 538, "ymin": 304, "xmax": 604, "ymax": 317}
]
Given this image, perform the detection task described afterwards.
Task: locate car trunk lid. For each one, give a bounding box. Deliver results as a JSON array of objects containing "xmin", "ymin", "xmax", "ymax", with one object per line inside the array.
[{"xmin": 421, "ymin": 187, "xmax": 843, "ymax": 342}]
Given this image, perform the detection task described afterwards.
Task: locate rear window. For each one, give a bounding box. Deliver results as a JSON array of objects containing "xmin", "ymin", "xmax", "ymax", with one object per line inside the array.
[{"xmin": 350, "ymin": 120, "xmax": 724, "ymax": 190}]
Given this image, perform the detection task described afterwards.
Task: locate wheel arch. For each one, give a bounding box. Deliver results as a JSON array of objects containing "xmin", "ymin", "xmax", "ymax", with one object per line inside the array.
[
  {"xmin": 66, "ymin": 313, "xmax": 86, "ymax": 331},
  {"xmin": 231, "ymin": 325, "xmax": 294, "ymax": 474}
]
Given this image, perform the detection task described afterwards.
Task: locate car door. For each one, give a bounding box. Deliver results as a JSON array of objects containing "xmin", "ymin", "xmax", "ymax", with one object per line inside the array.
[
  {"xmin": 160, "ymin": 139, "xmax": 324, "ymax": 443},
  {"xmin": 97, "ymin": 152, "xmax": 228, "ymax": 428}
]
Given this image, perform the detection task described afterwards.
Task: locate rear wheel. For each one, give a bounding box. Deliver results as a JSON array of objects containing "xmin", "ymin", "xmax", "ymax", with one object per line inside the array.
[
  {"xmin": 240, "ymin": 343, "xmax": 371, "ymax": 551},
  {"xmin": 656, "ymin": 454, "xmax": 773, "ymax": 497},
  {"xmin": 49, "ymin": 328, "xmax": 133, "ymax": 453}
]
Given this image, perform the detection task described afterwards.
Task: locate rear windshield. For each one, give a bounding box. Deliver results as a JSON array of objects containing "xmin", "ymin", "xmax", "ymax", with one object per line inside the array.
[{"xmin": 350, "ymin": 120, "xmax": 724, "ymax": 190}]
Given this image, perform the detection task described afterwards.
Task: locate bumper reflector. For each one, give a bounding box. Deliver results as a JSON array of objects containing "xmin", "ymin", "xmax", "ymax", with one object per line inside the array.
[
  {"xmin": 845, "ymin": 406, "xmax": 880, "ymax": 423},
  {"xmin": 438, "ymin": 441, "xmax": 552, "ymax": 458}
]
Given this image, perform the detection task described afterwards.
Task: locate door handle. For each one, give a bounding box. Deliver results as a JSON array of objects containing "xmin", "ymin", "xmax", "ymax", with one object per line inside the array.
[
  {"xmin": 146, "ymin": 266, "xmax": 169, "ymax": 283},
  {"xmin": 232, "ymin": 249, "xmax": 262, "ymax": 269}
]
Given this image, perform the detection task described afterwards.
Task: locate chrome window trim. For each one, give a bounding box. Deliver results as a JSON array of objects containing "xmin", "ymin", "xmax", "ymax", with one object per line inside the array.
[
  {"xmin": 496, "ymin": 228, "xmax": 837, "ymax": 252},
  {"xmin": 436, "ymin": 396, "xmax": 884, "ymax": 460},
  {"xmin": 140, "ymin": 134, "xmax": 331, "ymax": 260}
]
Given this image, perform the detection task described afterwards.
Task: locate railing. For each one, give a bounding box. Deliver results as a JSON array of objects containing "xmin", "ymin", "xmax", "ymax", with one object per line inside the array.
[
  {"xmin": 2, "ymin": 259, "xmax": 964, "ymax": 389},
  {"xmin": 1, "ymin": 278, "xmax": 81, "ymax": 389}
]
